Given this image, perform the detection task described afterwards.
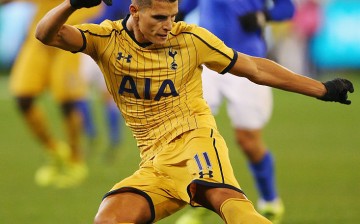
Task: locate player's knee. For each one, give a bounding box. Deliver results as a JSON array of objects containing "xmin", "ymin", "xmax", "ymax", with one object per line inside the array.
[
  {"xmin": 235, "ymin": 129, "xmax": 266, "ymax": 160},
  {"xmin": 16, "ymin": 97, "xmax": 34, "ymax": 114},
  {"xmin": 61, "ymin": 101, "xmax": 77, "ymax": 117},
  {"xmin": 94, "ymin": 211, "xmax": 114, "ymax": 224},
  {"xmin": 220, "ymin": 198, "xmax": 271, "ymax": 224},
  {"xmin": 94, "ymin": 206, "xmax": 151, "ymax": 224},
  {"xmin": 94, "ymin": 192, "xmax": 154, "ymax": 224},
  {"xmin": 235, "ymin": 129, "xmax": 258, "ymax": 148},
  {"xmin": 94, "ymin": 210, "xmax": 129, "ymax": 224}
]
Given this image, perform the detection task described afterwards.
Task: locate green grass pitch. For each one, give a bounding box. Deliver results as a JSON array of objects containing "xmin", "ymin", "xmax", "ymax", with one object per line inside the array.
[{"xmin": 0, "ymin": 72, "xmax": 359, "ymax": 224}]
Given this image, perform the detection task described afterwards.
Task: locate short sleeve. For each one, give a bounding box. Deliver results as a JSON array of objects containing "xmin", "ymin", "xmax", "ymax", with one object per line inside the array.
[{"xmin": 191, "ymin": 26, "xmax": 237, "ymax": 74}]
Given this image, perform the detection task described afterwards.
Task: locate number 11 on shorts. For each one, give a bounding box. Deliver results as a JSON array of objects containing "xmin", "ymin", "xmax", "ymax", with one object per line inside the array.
[{"xmin": 194, "ymin": 152, "xmax": 213, "ymax": 178}]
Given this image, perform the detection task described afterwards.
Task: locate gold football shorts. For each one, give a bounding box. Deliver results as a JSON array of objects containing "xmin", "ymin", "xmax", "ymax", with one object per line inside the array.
[
  {"xmin": 10, "ymin": 37, "xmax": 86, "ymax": 102},
  {"xmin": 104, "ymin": 128, "xmax": 243, "ymax": 222}
]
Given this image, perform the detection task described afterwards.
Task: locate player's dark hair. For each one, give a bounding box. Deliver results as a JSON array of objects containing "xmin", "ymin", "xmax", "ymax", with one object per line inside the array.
[{"xmin": 132, "ymin": 0, "xmax": 177, "ymax": 8}]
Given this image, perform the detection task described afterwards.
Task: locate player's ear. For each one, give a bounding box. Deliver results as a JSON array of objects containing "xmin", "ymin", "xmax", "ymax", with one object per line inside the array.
[{"xmin": 130, "ymin": 5, "xmax": 139, "ymax": 19}]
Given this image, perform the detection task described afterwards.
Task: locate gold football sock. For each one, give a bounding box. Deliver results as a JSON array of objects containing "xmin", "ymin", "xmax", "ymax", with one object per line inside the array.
[
  {"xmin": 24, "ymin": 105, "xmax": 57, "ymax": 151},
  {"xmin": 220, "ymin": 198, "xmax": 272, "ymax": 224}
]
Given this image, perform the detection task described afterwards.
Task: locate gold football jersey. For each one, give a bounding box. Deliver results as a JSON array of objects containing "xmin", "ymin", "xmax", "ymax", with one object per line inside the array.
[{"xmin": 75, "ymin": 16, "xmax": 237, "ymax": 160}]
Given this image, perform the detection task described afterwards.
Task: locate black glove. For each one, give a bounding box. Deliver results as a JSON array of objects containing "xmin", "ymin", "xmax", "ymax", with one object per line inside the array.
[
  {"xmin": 239, "ymin": 11, "xmax": 270, "ymax": 32},
  {"xmin": 318, "ymin": 78, "xmax": 354, "ymax": 105},
  {"xmin": 102, "ymin": 0, "xmax": 112, "ymax": 6},
  {"xmin": 70, "ymin": 0, "xmax": 111, "ymax": 9}
]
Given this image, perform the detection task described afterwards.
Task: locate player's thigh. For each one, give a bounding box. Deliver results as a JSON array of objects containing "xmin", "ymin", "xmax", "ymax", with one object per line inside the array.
[
  {"xmin": 169, "ymin": 128, "xmax": 243, "ymax": 206},
  {"xmin": 194, "ymin": 183, "xmax": 248, "ymax": 213},
  {"xmin": 95, "ymin": 191, "xmax": 153, "ymax": 224},
  {"xmin": 51, "ymin": 50, "xmax": 87, "ymax": 102},
  {"xmin": 201, "ymin": 66, "xmax": 223, "ymax": 114},
  {"xmin": 104, "ymin": 163, "xmax": 187, "ymax": 223},
  {"xmin": 9, "ymin": 39, "xmax": 53, "ymax": 97},
  {"xmin": 177, "ymin": 129, "xmax": 249, "ymax": 211},
  {"xmin": 224, "ymin": 76, "xmax": 273, "ymax": 129}
]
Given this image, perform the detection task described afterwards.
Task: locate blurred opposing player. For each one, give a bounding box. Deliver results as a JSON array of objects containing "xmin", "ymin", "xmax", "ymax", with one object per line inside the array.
[
  {"xmin": 77, "ymin": 0, "xmax": 131, "ymax": 161},
  {"xmin": 175, "ymin": 0, "xmax": 295, "ymax": 223},
  {"xmin": 35, "ymin": 0, "xmax": 353, "ymax": 223},
  {"xmin": 5, "ymin": 0, "xmax": 102, "ymax": 188}
]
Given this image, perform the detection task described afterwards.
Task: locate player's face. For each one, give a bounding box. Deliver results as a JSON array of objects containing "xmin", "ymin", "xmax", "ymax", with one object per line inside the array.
[{"xmin": 136, "ymin": 1, "xmax": 178, "ymax": 45}]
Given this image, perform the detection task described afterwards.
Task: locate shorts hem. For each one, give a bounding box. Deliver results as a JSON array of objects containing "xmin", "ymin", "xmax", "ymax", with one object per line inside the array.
[
  {"xmin": 102, "ymin": 186, "xmax": 156, "ymax": 223},
  {"xmin": 187, "ymin": 179, "xmax": 245, "ymax": 206}
]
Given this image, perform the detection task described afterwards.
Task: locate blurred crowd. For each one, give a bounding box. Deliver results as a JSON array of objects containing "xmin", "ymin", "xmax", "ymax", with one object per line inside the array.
[{"xmin": 0, "ymin": 0, "xmax": 129, "ymax": 189}]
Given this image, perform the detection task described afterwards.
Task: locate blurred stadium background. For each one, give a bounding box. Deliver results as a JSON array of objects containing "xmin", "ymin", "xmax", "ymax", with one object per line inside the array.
[{"xmin": 1, "ymin": 0, "xmax": 360, "ymax": 223}]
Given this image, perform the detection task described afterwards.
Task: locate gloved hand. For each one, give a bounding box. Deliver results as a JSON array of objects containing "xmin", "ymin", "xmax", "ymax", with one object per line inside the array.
[
  {"xmin": 318, "ymin": 78, "xmax": 354, "ymax": 105},
  {"xmin": 102, "ymin": 0, "xmax": 112, "ymax": 6},
  {"xmin": 70, "ymin": 0, "xmax": 112, "ymax": 9},
  {"xmin": 239, "ymin": 11, "xmax": 270, "ymax": 32}
]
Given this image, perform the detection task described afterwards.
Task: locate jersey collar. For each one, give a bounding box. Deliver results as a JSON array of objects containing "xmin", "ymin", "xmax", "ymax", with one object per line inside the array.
[{"xmin": 122, "ymin": 14, "xmax": 153, "ymax": 48}]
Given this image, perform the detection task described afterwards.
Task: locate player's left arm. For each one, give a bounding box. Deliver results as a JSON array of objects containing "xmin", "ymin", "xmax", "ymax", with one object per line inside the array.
[{"xmin": 229, "ymin": 51, "xmax": 354, "ymax": 105}]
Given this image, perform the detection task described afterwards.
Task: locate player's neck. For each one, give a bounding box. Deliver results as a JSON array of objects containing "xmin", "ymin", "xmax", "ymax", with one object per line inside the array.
[{"xmin": 126, "ymin": 16, "xmax": 148, "ymax": 44}]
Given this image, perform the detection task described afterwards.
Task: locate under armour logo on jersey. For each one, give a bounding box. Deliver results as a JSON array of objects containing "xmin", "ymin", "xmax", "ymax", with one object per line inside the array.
[
  {"xmin": 168, "ymin": 47, "xmax": 178, "ymax": 70},
  {"xmin": 117, "ymin": 52, "xmax": 132, "ymax": 63},
  {"xmin": 194, "ymin": 152, "xmax": 214, "ymax": 178}
]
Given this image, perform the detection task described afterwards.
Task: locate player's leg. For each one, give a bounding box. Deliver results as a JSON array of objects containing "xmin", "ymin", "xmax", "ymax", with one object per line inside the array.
[
  {"xmin": 51, "ymin": 51, "xmax": 89, "ymax": 188},
  {"xmin": 178, "ymin": 128, "xmax": 271, "ymax": 224},
  {"xmin": 194, "ymin": 185, "xmax": 271, "ymax": 224},
  {"xmin": 9, "ymin": 39, "xmax": 66, "ymax": 186},
  {"xmin": 104, "ymin": 97, "xmax": 122, "ymax": 160},
  {"xmin": 106, "ymin": 100, "xmax": 122, "ymax": 148},
  {"xmin": 61, "ymin": 101, "xmax": 84, "ymax": 163},
  {"xmin": 95, "ymin": 159, "xmax": 187, "ymax": 223},
  {"xmin": 79, "ymin": 53, "xmax": 122, "ymax": 160},
  {"xmin": 15, "ymin": 97, "xmax": 57, "ymax": 150},
  {"xmin": 235, "ymin": 128, "xmax": 284, "ymax": 222},
  {"xmin": 175, "ymin": 66, "xmax": 223, "ymax": 224},
  {"xmin": 45, "ymin": 100, "xmax": 88, "ymax": 189},
  {"xmin": 78, "ymin": 54, "xmax": 99, "ymax": 145},
  {"xmin": 92, "ymin": 62, "xmax": 123, "ymax": 159},
  {"xmin": 76, "ymin": 99, "xmax": 97, "ymax": 141},
  {"xmin": 225, "ymin": 76, "xmax": 283, "ymax": 223},
  {"xmin": 15, "ymin": 96, "xmax": 68, "ymax": 186},
  {"xmin": 94, "ymin": 191, "xmax": 153, "ymax": 224},
  {"xmin": 10, "ymin": 36, "xmax": 54, "ymax": 150},
  {"xmin": 99, "ymin": 75, "xmax": 122, "ymax": 161}
]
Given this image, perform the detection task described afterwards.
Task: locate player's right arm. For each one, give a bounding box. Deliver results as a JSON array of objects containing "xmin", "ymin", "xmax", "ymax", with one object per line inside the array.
[
  {"xmin": 36, "ymin": 0, "xmax": 104, "ymax": 52},
  {"xmin": 35, "ymin": 0, "xmax": 84, "ymax": 52}
]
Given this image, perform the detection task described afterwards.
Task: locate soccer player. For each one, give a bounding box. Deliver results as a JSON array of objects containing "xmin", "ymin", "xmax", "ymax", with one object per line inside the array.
[
  {"xmin": 175, "ymin": 0, "xmax": 295, "ymax": 223},
  {"xmin": 4, "ymin": 0, "xmax": 101, "ymax": 188},
  {"xmin": 35, "ymin": 0, "xmax": 353, "ymax": 223}
]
